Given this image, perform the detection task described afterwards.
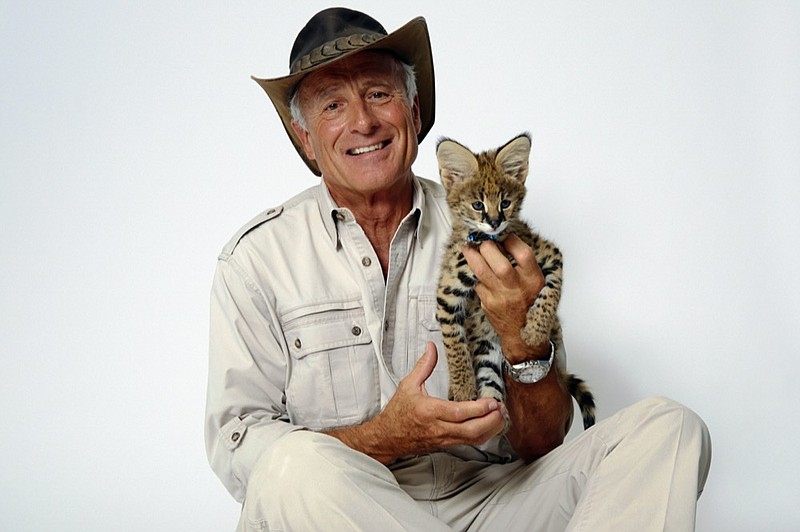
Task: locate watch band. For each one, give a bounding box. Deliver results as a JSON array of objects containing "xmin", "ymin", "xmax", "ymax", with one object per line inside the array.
[{"xmin": 503, "ymin": 340, "xmax": 555, "ymax": 384}]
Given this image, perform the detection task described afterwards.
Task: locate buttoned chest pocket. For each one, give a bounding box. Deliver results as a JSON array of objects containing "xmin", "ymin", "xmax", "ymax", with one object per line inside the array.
[
  {"xmin": 283, "ymin": 305, "xmax": 380, "ymax": 430},
  {"xmin": 409, "ymin": 296, "xmax": 448, "ymax": 401}
]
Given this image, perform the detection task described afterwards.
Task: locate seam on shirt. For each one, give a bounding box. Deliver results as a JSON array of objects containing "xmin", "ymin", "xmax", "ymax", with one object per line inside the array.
[{"xmin": 226, "ymin": 257, "xmax": 267, "ymax": 299}]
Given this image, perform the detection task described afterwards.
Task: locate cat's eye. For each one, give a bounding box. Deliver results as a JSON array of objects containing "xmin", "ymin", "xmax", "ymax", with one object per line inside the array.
[
  {"xmin": 471, "ymin": 201, "xmax": 484, "ymax": 211},
  {"xmin": 500, "ymin": 199, "xmax": 511, "ymax": 209}
]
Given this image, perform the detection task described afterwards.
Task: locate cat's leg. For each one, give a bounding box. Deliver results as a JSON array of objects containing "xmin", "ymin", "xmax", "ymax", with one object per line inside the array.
[
  {"xmin": 472, "ymin": 336, "xmax": 505, "ymax": 403},
  {"xmin": 438, "ymin": 257, "xmax": 482, "ymax": 401},
  {"xmin": 472, "ymin": 327, "xmax": 511, "ymax": 432},
  {"xmin": 438, "ymin": 289, "xmax": 477, "ymax": 401},
  {"xmin": 443, "ymin": 335, "xmax": 477, "ymax": 402},
  {"xmin": 520, "ymin": 245, "xmax": 563, "ymax": 348},
  {"xmin": 520, "ymin": 292, "xmax": 560, "ymax": 347}
]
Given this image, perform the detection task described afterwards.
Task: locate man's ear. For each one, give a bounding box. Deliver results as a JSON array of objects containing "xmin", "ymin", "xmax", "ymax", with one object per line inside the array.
[
  {"xmin": 412, "ymin": 94, "xmax": 422, "ymax": 135},
  {"xmin": 291, "ymin": 120, "xmax": 316, "ymax": 161}
]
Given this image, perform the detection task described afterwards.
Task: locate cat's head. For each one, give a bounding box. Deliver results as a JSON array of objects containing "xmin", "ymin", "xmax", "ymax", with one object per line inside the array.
[{"xmin": 436, "ymin": 133, "xmax": 531, "ymax": 240}]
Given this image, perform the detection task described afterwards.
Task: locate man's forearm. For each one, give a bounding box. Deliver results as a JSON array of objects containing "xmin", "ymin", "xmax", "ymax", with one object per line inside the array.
[
  {"xmin": 322, "ymin": 417, "xmax": 399, "ymax": 465},
  {"xmin": 502, "ymin": 340, "xmax": 574, "ymax": 462},
  {"xmin": 504, "ymin": 364, "xmax": 573, "ymax": 461}
]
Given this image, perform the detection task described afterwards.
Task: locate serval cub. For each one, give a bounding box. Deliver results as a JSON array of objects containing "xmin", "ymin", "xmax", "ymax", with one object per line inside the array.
[{"xmin": 435, "ymin": 133, "xmax": 596, "ymax": 430}]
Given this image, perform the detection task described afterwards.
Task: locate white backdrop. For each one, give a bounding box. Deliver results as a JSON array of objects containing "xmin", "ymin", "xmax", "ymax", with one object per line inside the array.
[{"xmin": 1, "ymin": 1, "xmax": 798, "ymax": 530}]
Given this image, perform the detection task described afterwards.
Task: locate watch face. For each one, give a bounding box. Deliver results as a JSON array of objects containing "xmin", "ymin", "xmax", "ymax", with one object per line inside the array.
[{"xmin": 518, "ymin": 364, "xmax": 548, "ymax": 384}]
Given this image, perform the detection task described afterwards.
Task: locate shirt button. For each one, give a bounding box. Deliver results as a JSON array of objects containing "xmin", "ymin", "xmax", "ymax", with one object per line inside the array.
[
  {"xmin": 361, "ymin": 257, "xmax": 372, "ymax": 267},
  {"xmin": 294, "ymin": 338, "xmax": 301, "ymax": 348},
  {"xmin": 351, "ymin": 326, "xmax": 362, "ymax": 336},
  {"xmin": 231, "ymin": 432, "xmax": 241, "ymax": 443}
]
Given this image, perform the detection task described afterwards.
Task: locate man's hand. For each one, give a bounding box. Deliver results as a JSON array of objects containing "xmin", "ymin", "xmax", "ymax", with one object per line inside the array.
[
  {"xmin": 461, "ymin": 234, "xmax": 549, "ymax": 362},
  {"xmin": 461, "ymin": 233, "xmax": 573, "ymax": 461},
  {"xmin": 324, "ymin": 342, "xmax": 507, "ymax": 464}
]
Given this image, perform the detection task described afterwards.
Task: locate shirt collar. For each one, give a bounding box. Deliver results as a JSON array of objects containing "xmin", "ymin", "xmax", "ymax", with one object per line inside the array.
[
  {"xmin": 317, "ymin": 177, "xmax": 425, "ymax": 247},
  {"xmin": 316, "ymin": 183, "xmax": 341, "ymax": 245}
]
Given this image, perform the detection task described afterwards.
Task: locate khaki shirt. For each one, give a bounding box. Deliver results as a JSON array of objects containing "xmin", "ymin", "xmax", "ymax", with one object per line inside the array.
[{"xmin": 205, "ymin": 176, "xmax": 515, "ymax": 501}]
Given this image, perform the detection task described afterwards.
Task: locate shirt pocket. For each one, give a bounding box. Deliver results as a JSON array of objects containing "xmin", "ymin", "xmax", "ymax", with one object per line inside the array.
[
  {"xmin": 408, "ymin": 295, "xmax": 449, "ymax": 400},
  {"xmin": 283, "ymin": 303, "xmax": 380, "ymax": 430}
]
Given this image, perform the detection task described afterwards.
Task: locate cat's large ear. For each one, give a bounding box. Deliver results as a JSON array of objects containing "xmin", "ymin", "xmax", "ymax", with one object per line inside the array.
[
  {"xmin": 495, "ymin": 133, "xmax": 532, "ymax": 184},
  {"xmin": 436, "ymin": 138, "xmax": 479, "ymax": 190}
]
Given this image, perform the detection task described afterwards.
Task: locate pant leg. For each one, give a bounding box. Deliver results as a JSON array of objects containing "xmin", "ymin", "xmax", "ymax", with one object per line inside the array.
[
  {"xmin": 237, "ymin": 430, "xmax": 452, "ymax": 532},
  {"xmin": 238, "ymin": 397, "xmax": 711, "ymax": 531},
  {"xmin": 566, "ymin": 396, "xmax": 712, "ymax": 532},
  {"xmin": 440, "ymin": 396, "xmax": 711, "ymax": 532}
]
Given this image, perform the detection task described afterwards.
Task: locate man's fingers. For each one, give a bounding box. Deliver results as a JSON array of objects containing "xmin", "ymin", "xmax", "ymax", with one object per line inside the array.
[
  {"xmin": 463, "ymin": 236, "xmax": 543, "ymax": 287},
  {"xmin": 501, "ymin": 234, "xmax": 541, "ymax": 277},
  {"xmin": 460, "ymin": 243, "xmax": 486, "ymax": 275},
  {"xmin": 439, "ymin": 400, "xmax": 507, "ymax": 441},
  {"xmin": 407, "ymin": 341, "xmax": 438, "ymax": 390},
  {"xmin": 436, "ymin": 397, "xmax": 501, "ymax": 423}
]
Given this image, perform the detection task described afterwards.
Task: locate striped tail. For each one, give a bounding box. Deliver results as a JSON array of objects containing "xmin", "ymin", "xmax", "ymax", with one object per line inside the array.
[{"xmin": 566, "ymin": 374, "xmax": 596, "ymax": 430}]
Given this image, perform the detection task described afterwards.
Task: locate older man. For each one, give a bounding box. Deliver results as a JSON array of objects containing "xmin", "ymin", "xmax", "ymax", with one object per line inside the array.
[{"xmin": 206, "ymin": 8, "xmax": 711, "ymax": 531}]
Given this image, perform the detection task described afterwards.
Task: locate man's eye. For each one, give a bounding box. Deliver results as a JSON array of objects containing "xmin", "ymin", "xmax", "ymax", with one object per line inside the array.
[
  {"xmin": 471, "ymin": 201, "xmax": 484, "ymax": 211},
  {"xmin": 324, "ymin": 102, "xmax": 340, "ymax": 112},
  {"xmin": 368, "ymin": 91, "xmax": 392, "ymax": 103}
]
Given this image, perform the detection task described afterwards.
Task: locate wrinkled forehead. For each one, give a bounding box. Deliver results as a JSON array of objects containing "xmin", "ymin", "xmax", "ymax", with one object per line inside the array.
[{"xmin": 294, "ymin": 50, "xmax": 404, "ymax": 99}]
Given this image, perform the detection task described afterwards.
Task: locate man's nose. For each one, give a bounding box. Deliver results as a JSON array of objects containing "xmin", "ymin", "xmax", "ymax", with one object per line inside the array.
[{"xmin": 348, "ymin": 99, "xmax": 380, "ymax": 133}]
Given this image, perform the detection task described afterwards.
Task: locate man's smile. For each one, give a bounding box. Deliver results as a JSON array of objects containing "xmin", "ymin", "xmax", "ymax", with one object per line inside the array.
[{"xmin": 347, "ymin": 141, "xmax": 390, "ymax": 155}]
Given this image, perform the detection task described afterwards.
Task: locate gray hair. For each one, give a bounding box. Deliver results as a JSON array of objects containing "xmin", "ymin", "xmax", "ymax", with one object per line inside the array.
[{"xmin": 289, "ymin": 58, "xmax": 417, "ymax": 131}]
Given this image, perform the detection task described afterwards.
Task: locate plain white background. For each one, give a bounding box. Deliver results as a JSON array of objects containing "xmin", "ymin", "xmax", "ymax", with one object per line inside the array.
[{"xmin": 1, "ymin": 1, "xmax": 798, "ymax": 530}]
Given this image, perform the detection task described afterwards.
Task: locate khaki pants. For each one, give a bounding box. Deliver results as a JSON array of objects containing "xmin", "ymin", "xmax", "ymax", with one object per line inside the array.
[{"xmin": 238, "ymin": 396, "xmax": 711, "ymax": 531}]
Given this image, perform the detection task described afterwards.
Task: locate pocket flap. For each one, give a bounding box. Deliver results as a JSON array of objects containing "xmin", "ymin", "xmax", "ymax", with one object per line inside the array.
[
  {"xmin": 420, "ymin": 317, "xmax": 441, "ymax": 332},
  {"xmin": 285, "ymin": 307, "xmax": 371, "ymax": 359}
]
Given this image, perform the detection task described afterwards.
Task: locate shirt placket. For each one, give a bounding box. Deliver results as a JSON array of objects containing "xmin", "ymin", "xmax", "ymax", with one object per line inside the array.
[
  {"xmin": 333, "ymin": 212, "xmax": 394, "ymax": 402},
  {"xmin": 334, "ymin": 209, "xmax": 418, "ymax": 384},
  {"xmin": 381, "ymin": 212, "xmax": 418, "ymax": 379}
]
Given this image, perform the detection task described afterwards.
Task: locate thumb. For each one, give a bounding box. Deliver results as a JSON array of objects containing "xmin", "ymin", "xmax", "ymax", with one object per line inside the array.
[{"xmin": 408, "ymin": 341, "xmax": 438, "ymax": 390}]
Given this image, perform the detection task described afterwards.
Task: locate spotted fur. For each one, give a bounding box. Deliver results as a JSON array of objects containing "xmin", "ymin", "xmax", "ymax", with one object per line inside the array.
[{"xmin": 435, "ymin": 133, "xmax": 596, "ymax": 431}]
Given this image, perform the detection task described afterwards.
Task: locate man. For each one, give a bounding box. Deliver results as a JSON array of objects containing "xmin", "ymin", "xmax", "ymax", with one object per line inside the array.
[{"xmin": 206, "ymin": 8, "xmax": 711, "ymax": 531}]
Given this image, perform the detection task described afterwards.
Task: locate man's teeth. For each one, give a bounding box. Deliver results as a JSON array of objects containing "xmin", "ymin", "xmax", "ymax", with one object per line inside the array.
[{"xmin": 349, "ymin": 142, "xmax": 385, "ymax": 155}]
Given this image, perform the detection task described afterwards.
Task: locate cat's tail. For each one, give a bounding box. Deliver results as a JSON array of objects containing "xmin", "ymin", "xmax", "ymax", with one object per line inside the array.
[{"xmin": 566, "ymin": 374, "xmax": 596, "ymax": 430}]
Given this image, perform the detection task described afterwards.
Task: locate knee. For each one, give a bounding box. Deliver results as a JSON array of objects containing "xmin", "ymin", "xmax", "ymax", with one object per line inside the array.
[
  {"xmin": 637, "ymin": 396, "xmax": 708, "ymax": 433},
  {"xmin": 241, "ymin": 431, "xmax": 352, "ymax": 529},
  {"xmin": 633, "ymin": 396, "xmax": 712, "ymax": 490},
  {"xmin": 633, "ymin": 396, "xmax": 712, "ymax": 458},
  {"xmin": 247, "ymin": 431, "xmax": 339, "ymax": 503}
]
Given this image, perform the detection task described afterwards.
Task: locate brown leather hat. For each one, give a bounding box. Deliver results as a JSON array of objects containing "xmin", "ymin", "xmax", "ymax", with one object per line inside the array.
[{"xmin": 252, "ymin": 8, "xmax": 435, "ymax": 176}]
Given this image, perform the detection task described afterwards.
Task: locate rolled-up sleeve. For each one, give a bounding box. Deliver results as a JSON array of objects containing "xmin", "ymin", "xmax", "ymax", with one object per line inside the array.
[{"xmin": 204, "ymin": 256, "xmax": 304, "ymax": 502}]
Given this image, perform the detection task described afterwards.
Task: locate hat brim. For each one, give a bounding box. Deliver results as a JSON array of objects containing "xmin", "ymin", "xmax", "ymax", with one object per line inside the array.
[{"xmin": 251, "ymin": 16, "xmax": 435, "ymax": 176}]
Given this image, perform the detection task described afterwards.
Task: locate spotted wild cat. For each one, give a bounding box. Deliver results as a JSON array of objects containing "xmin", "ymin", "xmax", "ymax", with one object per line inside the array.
[{"xmin": 435, "ymin": 133, "xmax": 596, "ymax": 431}]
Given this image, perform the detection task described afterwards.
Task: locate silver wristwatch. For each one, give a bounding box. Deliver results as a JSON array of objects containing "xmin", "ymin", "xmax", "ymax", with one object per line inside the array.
[{"xmin": 504, "ymin": 340, "xmax": 555, "ymax": 384}]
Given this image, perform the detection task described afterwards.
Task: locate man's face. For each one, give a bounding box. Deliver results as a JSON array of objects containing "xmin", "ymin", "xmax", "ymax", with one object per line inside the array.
[{"xmin": 291, "ymin": 51, "xmax": 422, "ymax": 201}]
